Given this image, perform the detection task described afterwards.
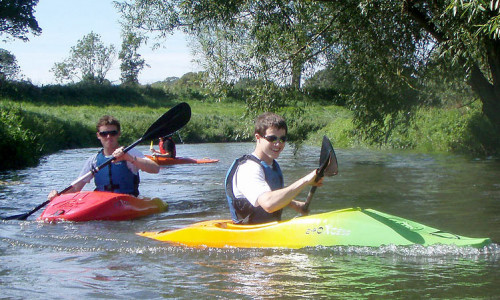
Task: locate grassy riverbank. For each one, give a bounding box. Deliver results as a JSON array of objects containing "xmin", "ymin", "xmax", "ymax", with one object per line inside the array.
[{"xmin": 0, "ymin": 83, "xmax": 497, "ymax": 170}]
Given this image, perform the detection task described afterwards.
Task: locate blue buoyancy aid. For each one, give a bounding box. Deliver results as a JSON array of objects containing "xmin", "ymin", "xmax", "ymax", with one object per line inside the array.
[
  {"xmin": 94, "ymin": 150, "xmax": 140, "ymax": 196},
  {"xmin": 225, "ymin": 154, "xmax": 284, "ymax": 224}
]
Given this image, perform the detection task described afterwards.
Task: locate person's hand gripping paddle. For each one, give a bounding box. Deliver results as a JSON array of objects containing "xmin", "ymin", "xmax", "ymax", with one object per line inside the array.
[{"xmin": 301, "ymin": 135, "xmax": 338, "ymax": 215}]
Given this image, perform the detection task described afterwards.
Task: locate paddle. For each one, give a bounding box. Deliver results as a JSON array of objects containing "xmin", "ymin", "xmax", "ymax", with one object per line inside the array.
[
  {"xmin": 2, "ymin": 102, "xmax": 192, "ymax": 221},
  {"xmin": 301, "ymin": 135, "xmax": 338, "ymax": 215}
]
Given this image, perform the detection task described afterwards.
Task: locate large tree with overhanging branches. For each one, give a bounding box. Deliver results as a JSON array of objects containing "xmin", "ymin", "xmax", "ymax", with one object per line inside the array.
[
  {"xmin": 0, "ymin": 0, "xmax": 41, "ymax": 42},
  {"xmin": 115, "ymin": 0, "xmax": 500, "ymax": 147}
]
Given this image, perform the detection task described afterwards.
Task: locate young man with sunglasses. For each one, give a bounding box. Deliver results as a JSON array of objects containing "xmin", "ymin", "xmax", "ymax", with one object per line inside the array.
[
  {"xmin": 48, "ymin": 115, "xmax": 160, "ymax": 200},
  {"xmin": 225, "ymin": 112, "xmax": 323, "ymax": 224}
]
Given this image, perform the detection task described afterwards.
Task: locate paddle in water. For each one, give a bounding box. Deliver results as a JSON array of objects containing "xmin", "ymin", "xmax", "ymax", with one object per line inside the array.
[
  {"xmin": 302, "ymin": 135, "xmax": 338, "ymax": 215},
  {"xmin": 1, "ymin": 102, "xmax": 192, "ymax": 221}
]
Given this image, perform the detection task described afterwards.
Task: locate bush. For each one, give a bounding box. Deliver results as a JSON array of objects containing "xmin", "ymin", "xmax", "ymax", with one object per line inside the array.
[
  {"xmin": 0, "ymin": 81, "xmax": 176, "ymax": 107},
  {"xmin": 0, "ymin": 106, "xmax": 39, "ymax": 169},
  {"xmin": 386, "ymin": 104, "xmax": 499, "ymax": 155},
  {"xmin": 181, "ymin": 114, "xmax": 253, "ymax": 143}
]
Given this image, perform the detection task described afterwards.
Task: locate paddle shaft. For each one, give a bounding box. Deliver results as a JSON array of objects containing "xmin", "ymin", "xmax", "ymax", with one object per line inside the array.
[{"xmin": 303, "ymin": 162, "xmax": 327, "ymax": 213}]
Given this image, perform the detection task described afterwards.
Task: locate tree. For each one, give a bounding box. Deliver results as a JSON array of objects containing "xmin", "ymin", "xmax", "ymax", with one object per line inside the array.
[
  {"xmin": 0, "ymin": 0, "xmax": 41, "ymax": 41},
  {"xmin": 119, "ymin": 31, "xmax": 148, "ymax": 86},
  {"xmin": 116, "ymin": 0, "xmax": 500, "ymax": 143},
  {"xmin": 0, "ymin": 48, "xmax": 20, "ymax": 80},
  {"xmin": 116, "ymin": 1, "xmax": 331, "ymax": 90},
  {"xmin": 51, "ymin": 32, "xmax": 116, "ymax": 84},
  {"xmin": 401, "ymin": 0, "xmax": 500, "ymax": 142},
  {"xmin": 193, "ymin": 3, "xmax": 323, "ymax": 90}
]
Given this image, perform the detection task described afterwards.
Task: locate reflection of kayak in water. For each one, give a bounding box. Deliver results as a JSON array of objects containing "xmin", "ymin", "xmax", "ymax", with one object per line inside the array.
[
  {"xmin": 145, "ymin": 155, "xmax": 219, "ymax": 165},
  {"xmin": 137, "ymin": 207, "xmax": 491, "ymax": 249},
  {"xmin": 38, "ymin": 191, "xmax": 167, "ymax": 222}
]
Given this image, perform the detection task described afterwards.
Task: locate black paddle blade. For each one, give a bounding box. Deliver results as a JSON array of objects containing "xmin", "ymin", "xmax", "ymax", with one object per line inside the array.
[
  {"xmin": 318, "ymin": 135, "xmax": 338, "ymax": 177},
  {"xmin": 302, "ymin": 136, "xmax": 338, "ymax": 215},
  {"xmin": 2, "ymin": 213, "xmax": 28, "ymax": 220},
  {"xmin": 143, "ymin": 102, "xmax": 191, "ymax": 141},
  {"xmin": 1, "ymin": 199, "xmax": 50, "ymax": 220}
]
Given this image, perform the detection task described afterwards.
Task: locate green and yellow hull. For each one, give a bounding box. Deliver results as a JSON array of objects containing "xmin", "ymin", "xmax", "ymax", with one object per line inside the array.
[{"xmin": 138, "ymin": 208, "xmax": 491, "ymax": 249}]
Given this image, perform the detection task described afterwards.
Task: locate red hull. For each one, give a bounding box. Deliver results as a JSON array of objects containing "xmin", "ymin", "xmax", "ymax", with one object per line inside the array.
[
  {"xmin": 145, "ymin": 155, "xmax": 219, "ymax": 165},
  {"xmin": 37, "ymin": 191, "xmax": 167, "ymax": 222}
]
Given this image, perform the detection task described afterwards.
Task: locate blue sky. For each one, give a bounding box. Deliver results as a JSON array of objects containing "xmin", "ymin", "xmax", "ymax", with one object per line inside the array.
[{"xmin": 2, "ymin": 0, "xmax": 201, "ymax": 85}]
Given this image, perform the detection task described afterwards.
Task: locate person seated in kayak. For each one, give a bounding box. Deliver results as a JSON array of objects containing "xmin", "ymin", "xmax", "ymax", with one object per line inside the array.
[
  {"xmin": 48, "ymin": 115, "xmax": 160, "ymax": 200},
  {"xmin": 150, "ymin": 136, "xmax": 176, "ymax": 158},
  {"xmin": 225, "ymin": 112, "xmax": 323, "ymax": 224}
]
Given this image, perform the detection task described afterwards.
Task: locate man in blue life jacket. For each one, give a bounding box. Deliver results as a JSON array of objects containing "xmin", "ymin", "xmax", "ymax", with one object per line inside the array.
[
  {"xmin": 48, "ymin": 115, "xmax": 160, "ymax": 200},
  {"xmin": 225, "ymin": 112, "xmax": 323, "ymax": 224}
]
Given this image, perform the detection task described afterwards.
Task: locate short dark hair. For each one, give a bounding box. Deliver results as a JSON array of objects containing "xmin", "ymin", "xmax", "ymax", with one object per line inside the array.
[
  {"xmin": 96, "ymin": 115, "xmax": 121, "ymax": 132},
  {"xmin": 254, "ymin": 112, "xmax": 287, "ymax": 136}
]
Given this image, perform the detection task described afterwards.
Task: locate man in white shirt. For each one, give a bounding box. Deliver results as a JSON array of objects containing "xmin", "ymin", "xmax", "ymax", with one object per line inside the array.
[{"xmin": 225, "ymin": 112, "xmax": 323, "ymax": 224}]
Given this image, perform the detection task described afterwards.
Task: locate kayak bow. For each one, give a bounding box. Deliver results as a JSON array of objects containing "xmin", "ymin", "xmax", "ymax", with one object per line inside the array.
[
  {"xmin": 38, "ymin": 191, "xmax": 167, "ymax": 222},
  {"xmin": 137, "ymin": 208, "xmax": 491, "ymax": 248}
]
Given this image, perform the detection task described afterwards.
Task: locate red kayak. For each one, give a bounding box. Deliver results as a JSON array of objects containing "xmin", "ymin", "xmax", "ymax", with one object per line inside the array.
[
  {"xmin": 37, "ymin": 191, "xmax": 167, "ymax": 222},
  {"xmin": 146, "ymin": 155, "xmax": 219, "ymax": 165}
]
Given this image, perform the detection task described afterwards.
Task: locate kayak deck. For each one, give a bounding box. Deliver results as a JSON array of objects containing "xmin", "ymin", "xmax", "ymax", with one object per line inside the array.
[
  {"xmin": 38, "ymin": 191, "xmax": 167, "ymax": 222},
  {"xmin": 145, "ymin": 155, "xmax": 219, "ymax": 165},
  {"xmin": 138, "ymin": 208, "xmax": 491, "ymax": 249}
]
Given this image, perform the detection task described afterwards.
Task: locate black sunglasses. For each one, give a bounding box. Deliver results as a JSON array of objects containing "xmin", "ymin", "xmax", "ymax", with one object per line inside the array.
[
  {"xmin": 263, "ymin": 135, "xmax": 287, "ymax": 143},
  {"xmin": 98, "ymin": 130, "xmax": 119, "ymax": 137}
]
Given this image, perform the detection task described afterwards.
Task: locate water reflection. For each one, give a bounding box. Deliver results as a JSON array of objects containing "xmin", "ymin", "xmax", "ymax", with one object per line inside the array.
[{"xmin": 1, "ymin": 143, "xmax": 500, "ymax": 298}]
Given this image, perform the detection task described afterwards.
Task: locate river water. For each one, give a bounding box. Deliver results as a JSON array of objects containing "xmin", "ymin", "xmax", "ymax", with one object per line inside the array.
[{"xmin": 1, "ymin": 143, "xmax": 499, "ymax": 299}]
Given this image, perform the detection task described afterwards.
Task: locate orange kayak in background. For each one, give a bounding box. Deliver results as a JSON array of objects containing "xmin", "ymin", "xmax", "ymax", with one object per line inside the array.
[{"xmin": 145, "ymin": 155, "xmax": 219, "ymax": 165}]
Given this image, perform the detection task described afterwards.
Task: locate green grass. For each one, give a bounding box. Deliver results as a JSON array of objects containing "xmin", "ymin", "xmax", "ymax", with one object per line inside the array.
[{"xmin": 1, "ymin": 85, "xmax": 498, "ymax": 171}]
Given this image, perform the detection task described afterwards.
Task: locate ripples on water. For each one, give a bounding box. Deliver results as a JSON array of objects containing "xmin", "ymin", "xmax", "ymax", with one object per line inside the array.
[{"xmin": 1, "ymin": 144, "xmax": 500, "ymax": 299}]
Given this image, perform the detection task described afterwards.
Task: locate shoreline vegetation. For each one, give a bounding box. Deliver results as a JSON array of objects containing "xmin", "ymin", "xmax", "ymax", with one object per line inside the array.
[{"xmin": 0, "ymin": 81, "xmax": 497, "ymax": 171}]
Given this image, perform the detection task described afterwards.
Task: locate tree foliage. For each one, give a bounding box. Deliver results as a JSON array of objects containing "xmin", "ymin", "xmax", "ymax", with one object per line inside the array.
[
  {"xmin": 0, "ymin": 48, "xmax": 20, "ymax": 80},
  {"xmin": 116, "ymin": 0, "xmax": 500, "ymax": 147},
  {"xmin": 51, "ymin": 32, "xmax": 116, "ymax": 84},
  {"xmin": 116, "ymin": 1, "xmax": 332, "ymax": 90},
  {"xmin": 119, "ymin": 31, "xmax": 148, "ymax": 86},
  {"xmin": 0, "ymin": 0, "xmax": 41, "ymax": 41}
]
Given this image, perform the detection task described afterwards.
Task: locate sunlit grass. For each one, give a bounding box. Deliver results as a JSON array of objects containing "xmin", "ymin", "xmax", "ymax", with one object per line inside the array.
[{"xmin": 1, "ymin": 91, "xmax": 497, "ymax": 171}]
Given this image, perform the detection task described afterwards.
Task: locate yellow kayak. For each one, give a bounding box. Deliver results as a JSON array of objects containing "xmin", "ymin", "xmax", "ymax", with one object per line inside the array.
[{"xmin": 137, "ymin": 208, "xmax": 491, "ymax": 249}]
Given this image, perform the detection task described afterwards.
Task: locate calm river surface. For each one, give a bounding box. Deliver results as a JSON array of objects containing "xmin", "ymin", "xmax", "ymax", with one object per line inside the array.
[{"xmin": 1, "ymin": 143, "xmax": 499, "ymax": 299}]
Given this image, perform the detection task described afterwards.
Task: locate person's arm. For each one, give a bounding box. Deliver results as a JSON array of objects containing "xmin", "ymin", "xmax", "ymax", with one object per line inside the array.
[
  {"xmin": 113, "ymin": 147, "xmax": 160, "ymax": 174},
  {"xmin": 287, "ymin": 200, "xmax": 308, "ymax": 214},
  {"xmin": 150, "ymin": 146, "xmax": 163, "ymax": 155},
  {"xmin": 129, "ymin": 154, "xmax": 160, "ymax": 173},
  {"xmin": 257, "ymin": 169, "xmax": 323, "ymax": 213}
]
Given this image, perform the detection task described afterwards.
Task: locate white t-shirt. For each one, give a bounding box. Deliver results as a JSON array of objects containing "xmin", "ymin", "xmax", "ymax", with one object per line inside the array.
[
  {"xmin": 78, "ymin": 148, "xmax": 144, "ymax": 184},
  {"xmin": 232, "ymin": 154, "xmax": 272, "ymax": 207}
]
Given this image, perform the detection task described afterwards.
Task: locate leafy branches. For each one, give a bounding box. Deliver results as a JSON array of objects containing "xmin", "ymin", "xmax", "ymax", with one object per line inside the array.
[
  {"xmin": 51, "ymin": 32, "xmax": 117, "ymax": 84},
  {"xmin": 0, "ymin": 0, "xmax": 41, "ymax": 42},
  {"xmin": 119, "ymin": 31, "xmax": 148, "ymax": 86},
  {"xmin": 0, "ymin": 48, "xmax": 20, "ymax": 80},
  {"xmin": 114, "ymin": 0, "xmax": 500, "ymax": 152}
]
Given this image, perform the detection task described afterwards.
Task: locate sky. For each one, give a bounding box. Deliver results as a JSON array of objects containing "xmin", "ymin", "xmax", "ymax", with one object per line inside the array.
[{"xmin": 2, "ymin": 0, "xmax": 201, "ymax": 85}]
